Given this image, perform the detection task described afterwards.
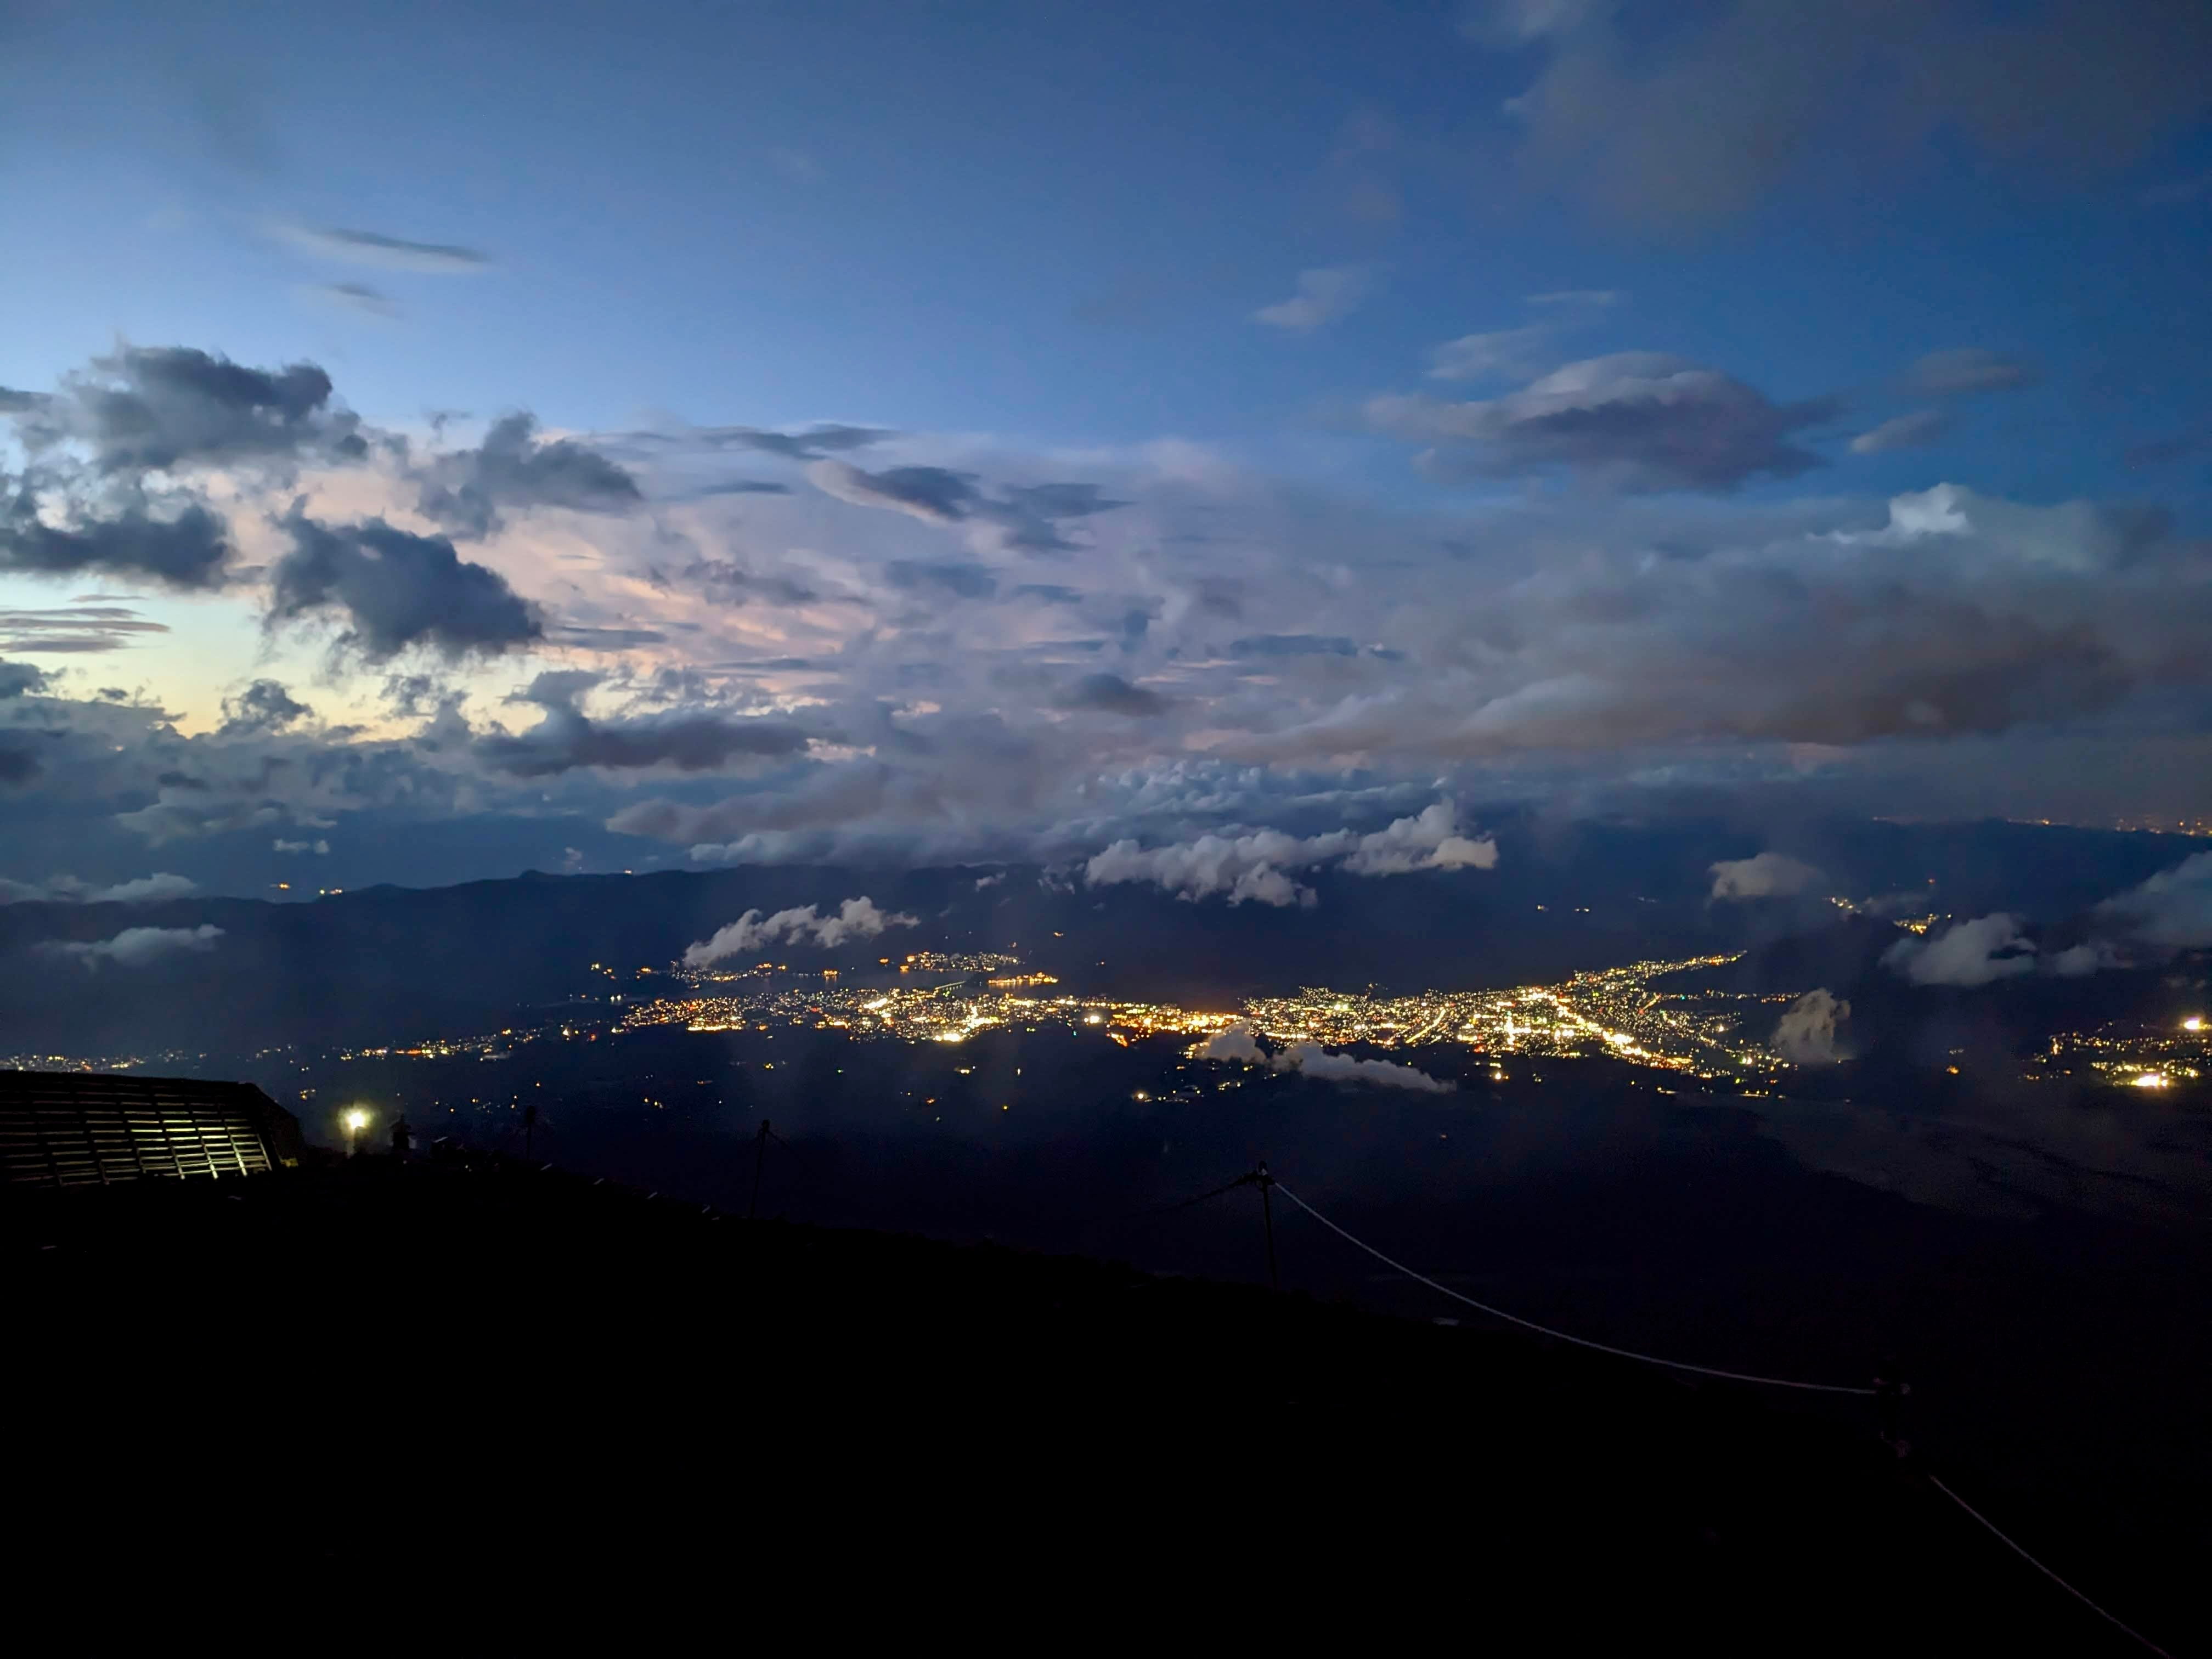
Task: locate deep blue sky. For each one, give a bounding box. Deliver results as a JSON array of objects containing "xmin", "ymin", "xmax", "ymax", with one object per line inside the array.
[{"xmin": 7, "ymin": 1, "xmax": 2207, "ymax": 501}]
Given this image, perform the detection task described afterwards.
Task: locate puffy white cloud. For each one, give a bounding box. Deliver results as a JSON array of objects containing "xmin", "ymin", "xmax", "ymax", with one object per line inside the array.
[
  {"xmin": 1194, "ymin": 1024, "xmax": 1451, "ymax": 1088},
  {"xmin": 1709, "ymin": 851, "xmax": 1822, "ymax": 901},
  {"xmin": 1197, "ymin": 1025, "xmax": 1267, "ymax": 1064},
  {"xmin": 1084, "ymin": 803, "xmax": 1496, "ymax": 906},
  {"xmin": 92, "ymin": 873, "xmax": 200, "ymax": 904},
  {"xmin": 682, "ymin": 896, "xmax": 918, "ymax": 966},
  {"xmin": 1883, "ymin": 913, "xmax": 2038, "ymax": 987},
  {"xmin": 1273, "ymin": 1042, "xmax": 1454, "ymax": 1093},
  {"xmin": 1337, "ymin": 803, "xmax": 1499, "ymax": 875},
  {"xmin": 1773, "ymin": 989, "xmax": 1850, "ymax": 1064},
  {"xmin": 1085, "ymin": 830, "xmax": 1318, "ymax": 907},
  {"xmin": 43, "ymin": 923, "xmax": 223, "ymax": 968},
  {"xmin": 2049, "ymin": 940, "xmax": 2125, "ymax": 977},
  {"xmin": 2092, "ymin": 851, "xmax": 2212, "ymax": 951}
]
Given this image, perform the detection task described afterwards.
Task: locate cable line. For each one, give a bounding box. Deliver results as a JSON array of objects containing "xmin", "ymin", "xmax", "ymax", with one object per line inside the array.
[
  {"xmin": 1088, "ymin": 1170, "xmax": 1260, "ymax": 1230},
  {"xmin": 1140, "ymin": 1170, "xmax": 1261, "ymax": 1217},
  {"xmin": 1270, "ymin": 1181, "xmax": 1877, "ymax": 1397},
  {"xmin": 1925, "ymin": 1476, "xmax": 2173, "ymax": 1658}
]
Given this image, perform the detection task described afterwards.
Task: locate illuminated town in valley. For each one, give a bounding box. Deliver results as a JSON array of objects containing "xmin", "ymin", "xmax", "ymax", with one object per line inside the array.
[
  {"xmin": 607, "ymin": 950, "xmax": 1795, "ymax": 1078},
  {"xmin": 2032, "ymin": 1013, "xmax": 2211, "ymax": 1092},
  {"xmin": 10, "ymin": 950, "xmax": 2203, "ymax": 1101}
]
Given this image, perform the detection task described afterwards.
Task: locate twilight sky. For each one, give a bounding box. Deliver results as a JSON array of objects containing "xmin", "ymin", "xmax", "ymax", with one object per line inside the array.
[{"xmin": 3, "ymin": 0, "xmax": 2211, "ymax": 900}]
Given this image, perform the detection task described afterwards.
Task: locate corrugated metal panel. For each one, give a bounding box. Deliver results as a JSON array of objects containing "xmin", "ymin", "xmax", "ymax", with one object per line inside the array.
[{"xmin": 0, "ymin": 1072, "xmax": 278, "ymax": 1187}]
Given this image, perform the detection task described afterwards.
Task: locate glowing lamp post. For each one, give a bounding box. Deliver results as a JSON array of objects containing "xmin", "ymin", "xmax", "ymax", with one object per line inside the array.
[{"xmin": 342, "ymin": 1107, "xmax": 371, "ymax": 1156}]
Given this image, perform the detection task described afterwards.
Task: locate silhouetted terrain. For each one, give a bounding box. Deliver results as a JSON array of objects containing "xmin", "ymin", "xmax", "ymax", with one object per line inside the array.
[{"xmin": 10, "ymin": 1154, "xmax": 2183, "ymax": 1651}]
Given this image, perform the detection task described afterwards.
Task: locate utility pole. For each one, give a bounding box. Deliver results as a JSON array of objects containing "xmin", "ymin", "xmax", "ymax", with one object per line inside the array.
[
  {"xmin": 749, "ymin": 1118, "xmax": 771, "ymax": 1220},
  {"xmin": 1255, "ymin": 1161, "xmax": 1279, "ymax": 1291}
]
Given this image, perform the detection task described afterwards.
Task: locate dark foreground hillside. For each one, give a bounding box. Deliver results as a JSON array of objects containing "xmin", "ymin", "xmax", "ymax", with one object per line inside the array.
[{"xmin": 7, "ymin": 1156, "xmax": 2172, "ymax": 1652}]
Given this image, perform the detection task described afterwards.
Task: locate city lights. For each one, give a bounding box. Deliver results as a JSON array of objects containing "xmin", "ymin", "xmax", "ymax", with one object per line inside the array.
[
  {"xmin": 250, "ymin": 950, "xmax": 2212, "ymax": 1109},
  {"xmin": 2038, "ymin": 1014, "xmax": 2210, "ymax": 1088},
  {"xmin": 605, "ymin": 949, "xmax": 1799, "ymax": 1076}
]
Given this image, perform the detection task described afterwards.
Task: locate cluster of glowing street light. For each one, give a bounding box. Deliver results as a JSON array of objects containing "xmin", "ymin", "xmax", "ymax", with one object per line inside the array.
[{"xmin": 2126, "ymin": 1014, "xmax": 2204, "ymax": 1090}]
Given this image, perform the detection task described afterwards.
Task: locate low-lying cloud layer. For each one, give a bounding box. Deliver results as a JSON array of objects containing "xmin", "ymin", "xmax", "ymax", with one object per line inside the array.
[
  {"xmin": 1275, "ymin": 1041, "xmax": 1455, "ymax": 1092},
  {"xmin": 1196, "ymin": 1025, "xmax": 1454, "ymax": 1092},
  {"xmin": 682, "ymin": 896, "xmax": 918, "ymax": 966},
  {"xmin": 1086, "ymin": 804, "xmax": 1497, "ymax": 907},
  {"xmin": 41, "ymin": 922, "xmax": 223, "ymax": 968},
  {"xmin": 2095, "ymin": 851, "xmax": 2212, "ymax": 951},
  {"xmin": 1876, "ymin": 853, "xmax": 2212, "ymax": 989},
  {"xmin": 1773, "ymin": 989, "xmax": 1850, "ymax": 1064},
  {"xmin": 1710, "ymin": 852, "xmax": 1823, "ymax": 901},
  {"xmin": 0, "ymin": 872, "xmax": 198, "ymax": 905},
  {"xmin": 1884, "ymin": 913, "xmax": 2038, "ymax": 987}
]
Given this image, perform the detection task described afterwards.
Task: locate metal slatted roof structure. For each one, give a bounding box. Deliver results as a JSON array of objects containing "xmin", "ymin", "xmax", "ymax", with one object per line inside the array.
[{"xmin": 0, "ymin": 1070, "xmax": 303, "ymax": 1190}]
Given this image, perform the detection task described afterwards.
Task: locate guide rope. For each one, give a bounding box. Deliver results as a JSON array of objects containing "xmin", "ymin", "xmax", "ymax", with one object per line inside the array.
[
  {"xmin": 1269, "ymin": 1181, "xmax": 1877, "ymax": 1396},
  {"xmin": 1086, "ymin": 1169, "xmax": 1262, "ymax": 1229},
  {"xmin": 1139, "ymin": 1170, "xmax": 1261, "ymax": 1216},
  {"xmin": 1925, "ymin": 1476, "xmax": 2174, "ymax": 1657}
]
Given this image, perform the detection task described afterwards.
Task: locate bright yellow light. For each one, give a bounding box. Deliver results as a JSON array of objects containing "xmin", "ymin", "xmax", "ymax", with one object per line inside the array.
[
  {"xmin": 342, "ymin": 1108, "xmax": 371, "ymax": 1132},
  {"xmin": 2131, "ymin": 1072, "xmax": 2170, "ymax": 1090},
  {"xmin": 2185, "ymin": 1017, "xmax": 2204, "ymax": 1032}
]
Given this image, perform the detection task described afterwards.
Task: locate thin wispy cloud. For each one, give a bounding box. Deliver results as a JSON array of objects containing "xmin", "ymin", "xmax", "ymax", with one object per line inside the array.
[
  {"xmin": 270, "ymin": 223, "xmax": 492, "ymax": 274},
  {"xmin": 1252, "ymin": 265, "xmax": 1378, "ymax": 332},
  {"xmin": 1850, "ymin": 410, "xmax": 1949, "ymax": 455},
  {"xmin": 1910, "ymin": 349, "xmax": 2039, "ymax": 397},
  {"xmin": 309, "ymin": 282, "xmax": 402, "ymax": 319}
]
